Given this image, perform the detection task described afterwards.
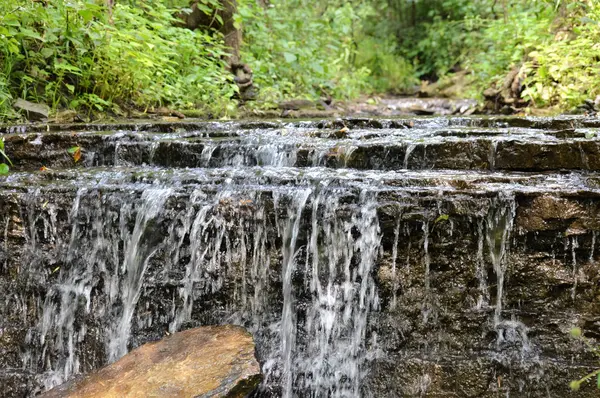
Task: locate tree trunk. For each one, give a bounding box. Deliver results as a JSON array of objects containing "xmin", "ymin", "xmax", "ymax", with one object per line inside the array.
[
  {"xmin": 178, "ymin": 0, "xmax": 254, "ymax": 100},
  {"xmin": 220, "ymin": 0, "xmax": 241, "ymax": 67},
  {"xmin": 106, "ymin": 0, "xmax": 114, "ymax": 24}
]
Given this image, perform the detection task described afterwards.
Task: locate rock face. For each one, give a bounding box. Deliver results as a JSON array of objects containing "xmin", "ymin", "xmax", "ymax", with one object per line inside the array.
[
  {"xmin": 1, "ymin": 116, "xmax": 600, "ymax": 397},
  {"xmin": 40, "ymin": 325, "xmax": 261, "ymax": 398},
  {"xmin": 13, "ymin": 99, "xmax": 50, "ymax": 122}
]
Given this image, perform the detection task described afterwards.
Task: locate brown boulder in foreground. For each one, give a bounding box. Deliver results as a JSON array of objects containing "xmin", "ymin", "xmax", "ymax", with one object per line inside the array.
[{"xmin": 41, "ymin": 325, "xmax": 262, "ymax": 398}]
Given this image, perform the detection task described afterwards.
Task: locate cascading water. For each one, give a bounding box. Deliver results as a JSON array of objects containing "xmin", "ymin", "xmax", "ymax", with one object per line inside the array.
[
  {"xmin": 277, "ymin": 189, "xmax": 311, "ymax": 398},
  {"xmin": 19, "ymin": 187, "xmax": 173, "ymax": 388},
  {"xmin": 485, "ymin": 195, "xmax": 516, "ymax": 329},
  {"xmin": 3, "ymin": 116, "xmax": 600, "ymax": 397},
  {"xmin": 106, "ymin": 188, "xmax": 172, "ymax": 361},
  {"xmin": 421, "ymin": 221, "xmax": 431, "ymax": 324},
  {"xmin": 475, "ymin": 220, "xmax": 490, "ymax": 310},
  {"xmin": 484, "ymin": 195, "xmax": 542, "ymax": 387},
  {"xmin": 298, "ymin": 190, "xmax": 381, "ymax": 397}
]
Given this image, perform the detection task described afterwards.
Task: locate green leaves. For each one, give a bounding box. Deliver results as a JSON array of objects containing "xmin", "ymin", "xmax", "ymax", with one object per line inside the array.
[
  {"xmin": 570, "ymin": 380, "xmax": 581, "ymax": 391},
  {"xmin": 67, "ymin": 146, "xmax": 82, "ymax": 163},
  {"xmin": 19, "ymin": 28, "xmax": 44, "ymax": 41},
  {"xmin": 0, "ymin": 0, "xmax": 236, "ymax": 119},
  {"xmin": 77, "ymin": 9, "xmax": 96, "ymax": 23},
  {"xmin": 283, "ymin": 52, "xmax": 297, "ymax": 63},
  {"xmin": 434, "ymin": 214, "xmax": 449, "ymax": 224},
  {"xmin": 240, "ymin": 0, "xmax": 372, "ymax": 102},
  {"xmin": 54, "ymin": 61, "xmax": 83, "ymax": 76},
  {"xmin": 0, "ymin": 138, "xmax": 13, "ymax": 169},
  {"xmin": 568, "ymin": 327, "xmax": 600, "ymax": 391}
]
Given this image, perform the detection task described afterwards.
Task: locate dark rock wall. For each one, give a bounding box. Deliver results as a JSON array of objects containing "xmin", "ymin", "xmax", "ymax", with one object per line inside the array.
[{"xmin": 1, "ymin": 187, "xmax": 599, "ymax": 397}]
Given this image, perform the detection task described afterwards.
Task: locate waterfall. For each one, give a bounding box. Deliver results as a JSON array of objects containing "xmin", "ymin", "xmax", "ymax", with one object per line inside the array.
[
  {"xmin": 19, "ymin": 187, "xmax": 172, "ymax": 388},
  {"xmin": 5, "ymin": 116, "xmax": 598, "ymax": 397},
  {"xmin": 106, "ymin": 188, "xmax": 172, "ymax": 362},
  {"xmin": 278, "ymin": 189, "xmax": 311, "ymax": 398},
  {"xmin": 485, "ymin": 195, "xmax": 516, "ymax": 329},
  {"xmin": 297, "ymin": 191, "xmax": 380, "ymax": 397}
]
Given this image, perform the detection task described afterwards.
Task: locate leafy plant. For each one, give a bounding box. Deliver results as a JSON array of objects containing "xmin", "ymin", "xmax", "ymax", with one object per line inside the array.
[
  {"xmin": 239, "ymin": 0, "xmax": 372, "ymax": 105},
  {"xmin": 569, "ymin": 327, "xmax": 600, "ymax": 391},
  {"xmin": 354, "ymin": 36, "xmax": 418, "ymax": 94},
  {"xmin": 1, "ymin": 0, "xmax": 596, "ymax": 118},
  {"xmin": 0, "ymin": 0, "xmax": 236, "ymax": 119},
  {"xmin": 521, "ymin": 2, "xmax": 600, "ymax": 108},
  {"xmin": 0, "ymin": 138, "xmax": 13, "ymax": 174},
  {"xmin": 67, "ymin": 146, "xmax": 82, "ymax": 163}
]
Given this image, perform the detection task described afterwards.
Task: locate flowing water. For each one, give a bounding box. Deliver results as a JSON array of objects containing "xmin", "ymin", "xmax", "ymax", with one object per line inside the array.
[{"xmin": 2, "ymin": 116, "xmax": 600, "ymax": 397}]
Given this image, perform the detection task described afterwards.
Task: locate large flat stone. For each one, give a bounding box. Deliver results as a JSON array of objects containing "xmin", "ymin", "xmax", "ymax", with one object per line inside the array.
[{"xmin": 40, "ymin": 325, "xmax": 261, "ymax": 398}]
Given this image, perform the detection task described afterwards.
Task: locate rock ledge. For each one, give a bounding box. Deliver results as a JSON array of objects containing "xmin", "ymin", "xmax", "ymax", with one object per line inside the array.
[{"xmin": 41, "ymin": 325, "xmax": 261, "ymax": 398}]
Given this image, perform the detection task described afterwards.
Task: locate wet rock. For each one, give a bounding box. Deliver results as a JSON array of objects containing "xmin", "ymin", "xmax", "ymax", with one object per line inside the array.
[
  {"xmin": 409, "ymin": 105, "xmax": 436, "ymax": 115},
  {"xmin": 5, "ymin": 117, "xmax": 600, "ymax": 172},
  {"xmin": 574, "ymin": 98, "xmax": 598, "ymax": 115},
  {"xmin": 232, "ymin": 62, "xmax": 255, "ymax": 101},
  {"xmin": 516, "ymin": 196, "xmax": 587, "ymax": 232},
  {"xmin": 346, "ymin": 96, "xmax": 479, "ymax": 116},
  {"xmin": 13, "ymin": 99, "xmax": 49, "ymax": 122},
  {"xmin": 41, "ymin": 325, "xmax": 261, "ymax": 398},
  {"xmin": 148, "ymin": 106, "xmax": 185, "ymax": 119}
]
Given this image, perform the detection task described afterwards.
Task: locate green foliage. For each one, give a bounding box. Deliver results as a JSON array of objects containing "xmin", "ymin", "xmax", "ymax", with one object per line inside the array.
[
  {"xmin": 521, "ymin": 2, "xmax": 600, "ymax": 108},
  {"xmin": 385, "ymin": 0, "xmax": 600, "ymax": 110},
  {"xmin": 1, "ymin": 0, "xmax": 597, "ymax": 118},
  {"xmin": 0, "ymin": 0, "xmax": 236, "ymax": 118},
  {"xmin": 0, "ymin": 137, "xmax": 12, "ymax": 174},
  {"xmin": 239, "ymin": 0, "xmax": 372, "ymax": 105},
  {"xmin": 569, "ymin": 327, "xmax": 600, "ymax": 392},
  {"xmin": 390, "ymin": 0, "xmax": 497, "ymax": 79},
  {"xmin": 434, "ymin": 214, "xmax": 449, "ymax": 224},
  {"xmin": 354, "ymin": 37, "xmax": 418, "ymax": 94},
  {"xmin": 461, "ymin": 5, "xmax": 553, "ymax": 97}
]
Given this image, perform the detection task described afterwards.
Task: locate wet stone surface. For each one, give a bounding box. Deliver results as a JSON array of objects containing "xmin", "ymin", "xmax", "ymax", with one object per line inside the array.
[
  {"xmin": 40, "ymin": 325, "xmax": 261, "ymax": 398},
  {"xmin": 2, "ymin": 116, "xmax": 600, "ymax": 173},
  {"xmin": 1, "ymin": 116, "xmax": 600, "ymax": 397}
]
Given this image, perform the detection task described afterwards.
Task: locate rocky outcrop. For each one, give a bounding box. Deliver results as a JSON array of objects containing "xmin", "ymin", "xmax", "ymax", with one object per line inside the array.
[{"xmin": 40, "ymin": 325, "xmax": 261, "ymax": 398}]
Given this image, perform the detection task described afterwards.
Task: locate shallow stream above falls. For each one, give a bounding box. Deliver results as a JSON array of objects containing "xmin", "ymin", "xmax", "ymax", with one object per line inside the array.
[{"xmin": 1, "ymin": 116, "xmax": 600, "ymax": 397}]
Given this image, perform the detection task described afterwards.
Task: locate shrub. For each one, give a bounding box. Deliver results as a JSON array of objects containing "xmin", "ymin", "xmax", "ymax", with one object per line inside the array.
[{"xmin": 0, "ymin": 0, "xmax": 236, "ymax": 118}]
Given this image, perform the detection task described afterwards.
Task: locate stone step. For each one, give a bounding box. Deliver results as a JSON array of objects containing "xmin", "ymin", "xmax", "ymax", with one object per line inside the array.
[
  {"xmin": 2, "ymin": 115, "xmax": 600, "ymax": 135},
  {"xmin": 2, "ymin": 166, "xmax": 600, "ymax": 197},
  {"xmin": 2, "ymin": 165, "xmax": 599, "ymax": 396},
  {"xmin": 3, "ymin": 123, "xmax": 600, "ymax": 171}
]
